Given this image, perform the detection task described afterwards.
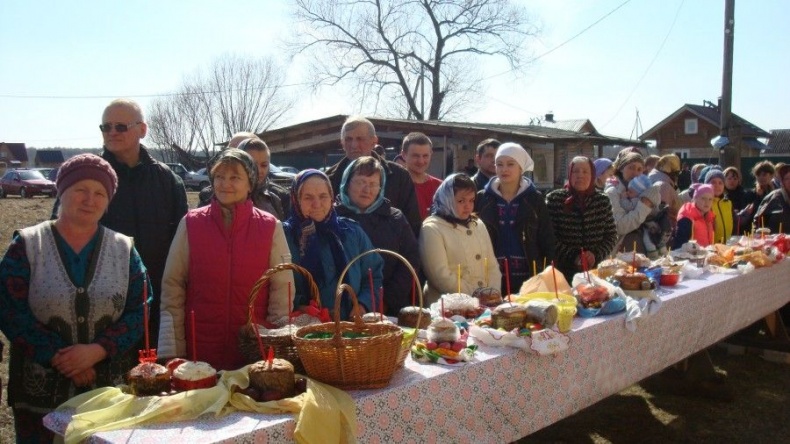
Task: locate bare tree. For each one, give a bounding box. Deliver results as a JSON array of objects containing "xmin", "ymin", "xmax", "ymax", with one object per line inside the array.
[
  {"xmin": 290, "ymin": 0, "xmax": 540, "ymax": 120},
  {"xmin": 147, "ymin": 54, "xmax": 293, "ymax": 167}
]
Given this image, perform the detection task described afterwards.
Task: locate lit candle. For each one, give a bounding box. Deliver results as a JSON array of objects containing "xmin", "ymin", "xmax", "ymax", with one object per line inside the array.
[
  {"xmin": 142, "ymin": 281, "xmax": 150, "ymax": 353},
  {"xmin": 457, "ymin": 264, "xmax": 461, "ymax": 294},
  {"xmin": 533, "ymin": 260, "xmax": 537, "ymax": 278},
  {"xmin": 484, "ymin": 257, "xmax": 488, "ymax": 287},
  {"xmin": 551, "ymin": 260, "xmax": 559, "ymax": 300},
  {"xmin": 504, "ymin": 258, "xmax": 511, "ymax": 301},
  {"xmin": 379, "ymin": 287, "xmax": 384, "ymax": 321},
  {"xmin": 287, "ymin": 282, "xmax": 292, "ymax": 325},
  {"xmin": 190, "ymin": 310, "xmax": 196, "ymax": 362},
  {"xmin": 411, "ymin": 279, "xmax": 416, "ymax": 307},
  {"xmin": 368, "ymin": 268, "xmax": 375, "ymax": 313}
]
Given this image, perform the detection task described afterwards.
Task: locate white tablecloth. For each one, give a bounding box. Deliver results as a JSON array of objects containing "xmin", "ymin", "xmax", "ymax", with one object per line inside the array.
[{"xmin": 45, "ymin": 260, "xmax": 790, "ymax": 443}]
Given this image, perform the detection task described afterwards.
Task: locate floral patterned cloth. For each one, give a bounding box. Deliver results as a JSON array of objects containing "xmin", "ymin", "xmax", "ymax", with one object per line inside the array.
[{"xmin": 45, "ymin": 260, "xmax": 790, "ymax": 443}]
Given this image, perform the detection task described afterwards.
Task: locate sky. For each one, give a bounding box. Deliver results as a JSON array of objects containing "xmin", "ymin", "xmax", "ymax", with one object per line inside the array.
[{"xmin": 1, "ymin": 0, "xmax": 788, "ymax": 149}]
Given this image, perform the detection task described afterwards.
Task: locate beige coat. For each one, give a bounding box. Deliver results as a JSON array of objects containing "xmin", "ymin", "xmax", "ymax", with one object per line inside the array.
[{"xmin": 419, "ymin": 215, "xmax": 502, "ymax": 305}]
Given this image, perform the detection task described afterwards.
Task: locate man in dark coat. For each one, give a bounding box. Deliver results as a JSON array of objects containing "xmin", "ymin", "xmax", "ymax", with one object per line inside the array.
[
  {"xmin": 324, "ymin": 116, "xmax": 421, "ymax": 237},
  {"xmin": 95, "ymin": 99, "xmax": 188, "ymax": 347},
  {"xmin": 471, "ymin": 138, "xmax": 500, "ymax": 191}
]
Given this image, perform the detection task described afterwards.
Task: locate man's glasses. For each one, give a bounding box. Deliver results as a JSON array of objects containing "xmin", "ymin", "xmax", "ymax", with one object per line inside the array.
[{"xmin": 99, "ymin": 122, "xmax": 142, "ymax": 133}]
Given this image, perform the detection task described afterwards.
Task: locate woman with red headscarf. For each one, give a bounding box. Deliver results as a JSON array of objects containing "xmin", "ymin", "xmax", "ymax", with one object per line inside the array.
[{"xmin": 546, "ymin": 156, "xmax": 617, "ymax": 281}]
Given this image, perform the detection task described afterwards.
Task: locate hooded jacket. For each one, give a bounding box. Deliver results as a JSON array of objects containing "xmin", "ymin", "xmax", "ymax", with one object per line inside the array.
[{"xmin": 674, "ymin": 202, "xmax": 716, "ymax": 248}]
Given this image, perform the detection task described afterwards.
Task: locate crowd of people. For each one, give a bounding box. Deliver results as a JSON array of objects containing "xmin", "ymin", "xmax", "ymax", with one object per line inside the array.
[{"xmin": 1, "ymin": 98, "xmax": 789, "ymax": 441}]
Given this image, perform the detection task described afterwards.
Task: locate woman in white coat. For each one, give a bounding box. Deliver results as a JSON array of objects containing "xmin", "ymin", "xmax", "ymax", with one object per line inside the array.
[{"xmin": 419, "ymin": 173, "xmax": 501, "ymax": 304}]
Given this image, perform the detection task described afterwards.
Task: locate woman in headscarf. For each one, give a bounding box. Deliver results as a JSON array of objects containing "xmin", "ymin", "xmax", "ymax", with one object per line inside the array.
[
  {"xmin": 0, "ymin": 154, "xmax": 148, "ymax": 442},
  {"xmin": 284, "ymin": 169, "xmax": 382, "ymax": 320},
  {"xmin": 604, "ymin": 150, "xmax": 660, "ymax": 254},
  {"xmin": 158, "ymin": 148, "xmax": 294, "ymax": 371},
  {"xmin": 475, "ymin": 143, "xmax": 556, "ymax": 293},
  {"xmin": 420, "ymin": 173, "xmax": 501, "ymax": 303},
  {"xmin": 335, "ymin": 156, "xmax": 421, "ymax": 315},
  {"xmin": 546, "ymin": 157, "xmax": 617, "ymax": 281}
]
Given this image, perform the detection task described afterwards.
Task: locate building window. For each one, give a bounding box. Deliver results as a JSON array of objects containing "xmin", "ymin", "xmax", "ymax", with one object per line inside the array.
[
  {"xmin": 673, "ymin": 150, "xmax": 690, "ymax": 159},
  {"xmin": 684, "ymin": 118, "xmax": 698, "ymax": 134}
]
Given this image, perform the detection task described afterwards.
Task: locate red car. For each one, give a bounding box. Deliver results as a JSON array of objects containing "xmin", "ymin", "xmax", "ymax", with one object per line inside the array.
[{"xmin": 0, "ymin": 169, "xmax": 57, "ymax": 198}]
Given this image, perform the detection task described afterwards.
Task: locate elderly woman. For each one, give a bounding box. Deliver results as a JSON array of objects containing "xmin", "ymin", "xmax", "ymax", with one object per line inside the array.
[
  {"xmin": 421, "ymin": 173, "xmax": 501, "ymax": 302},
  {"xmin": 335, "ymin": 156, "xmax": 421, "ymax": 315},
  {"xmin": 754, "ymin": 164, "xmax": 790, "ymax": 234},
  {"xmin": 158, "ymin": 149, "xmax": 293, "ymax": 371},
  {"xmin": 673, "ymin": 184, "xmax": 716, "ymax": 249},
  {"xmin": 476, "ymin": 143, "xmax": 556, "ymax": 292},
  {"xmin": 546, "ymin": 157, "xmax": 617, "ymax": 281},
  {"xmin": 605, "ymin": 151, "xmax": 661, "ymax": 254},
  {"xmin": 0, "ymin": 154, "xmax": 148, "ymax": 442},
  {"xmin": 284, "ymin": 169, "xmax": 382, "ymax": 320}
]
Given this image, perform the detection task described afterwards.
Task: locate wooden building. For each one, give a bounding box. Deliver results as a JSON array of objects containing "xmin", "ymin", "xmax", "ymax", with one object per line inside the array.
[
  {"xmin": 257, "ymin": 115, "xmax": 643, "ymax": 190},
  {"xmin": 0, "ymin": 142, "xmax": 28, "ymax": 171}
]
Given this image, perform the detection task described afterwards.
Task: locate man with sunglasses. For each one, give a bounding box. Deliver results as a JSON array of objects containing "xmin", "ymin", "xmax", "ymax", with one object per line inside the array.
[{"xmin": 53, "ymin": 99, "xmax": 188, "ymax": 349}]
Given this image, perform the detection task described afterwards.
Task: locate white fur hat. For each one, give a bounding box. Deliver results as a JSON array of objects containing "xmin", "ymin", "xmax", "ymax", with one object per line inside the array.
[{"xmin": 495, "ymin": 142, "xmax": 534, "ymax": 172}]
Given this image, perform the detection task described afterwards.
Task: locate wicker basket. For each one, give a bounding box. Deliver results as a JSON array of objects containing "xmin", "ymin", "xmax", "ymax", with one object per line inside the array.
[
  {"xmin": 293, "ymin": 249, "xmax": 422, "ymax": 389},
  {"xmin": 238, "ymin": 263, "xmax": 320, "ymax": 372}
]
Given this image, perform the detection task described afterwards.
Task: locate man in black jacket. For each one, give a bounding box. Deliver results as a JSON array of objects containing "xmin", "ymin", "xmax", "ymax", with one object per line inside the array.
[
  {"xmin": 324, "ymin": 116, "xmax": 422, "ymax": 237},
  {"xmin": 98, "ymin": 99, "xmax": 188, "ymax": 348},
  {"xmin": 471, "ymin": 138, "xmax": 500, "ymax": 191}
]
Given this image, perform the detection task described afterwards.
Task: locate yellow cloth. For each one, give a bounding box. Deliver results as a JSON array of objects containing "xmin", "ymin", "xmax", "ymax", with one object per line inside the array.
[{"xmin": 57, "ymin": 364, "xmax": 357, "ymax": 444}]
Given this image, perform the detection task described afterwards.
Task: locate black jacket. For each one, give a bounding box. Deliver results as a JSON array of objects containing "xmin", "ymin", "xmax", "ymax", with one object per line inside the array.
[
  {"xmin": 101, "ymin": 146, "xmax": 188, "ymax": 344},
  {"xmin": 472, "ymin": 171, "xmax": 492, "ymax": 191},
  {"xmin": 198, "ymin": 180, "xmax": 291, "ymax": 220},
  {"xmin": 336, "ymin": 200, "xmax": 421, "ymax": 315},
  {"xmin": 325, "ymin": 152, "xmax": 421, "ymax": 237},
  {"xmin": 475, "ymin": 182, "xmax": 556, "ymax": 289}
]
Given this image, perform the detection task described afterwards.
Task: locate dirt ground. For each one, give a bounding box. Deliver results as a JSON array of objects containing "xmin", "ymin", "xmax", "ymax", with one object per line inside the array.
[{"xmin": 0, "ymin": 194, "xmax": 788, "ymax": 443}]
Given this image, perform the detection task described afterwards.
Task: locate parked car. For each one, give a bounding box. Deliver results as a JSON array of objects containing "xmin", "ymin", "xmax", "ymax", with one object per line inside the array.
[
  {"xmin": 0, "ymin": 169, "xmax": 57, "ymax": 198},
  {"xmin": 32, "ymin": 167, "xmax": 56, "ymax": 180},
  {"xmin": 278, "ymin": 165, "xmax": 299, "ymax": 175},
  {"xmin": 184, "ymin": 168, "xmax": 210, "ymax": 191},
  {"xmin": 165, "ymin": 163, "xmax": 190, "ymax": 181},
  {"xmin": 269, "ymin": 164, "xmax": 296, "ymax": 189}
]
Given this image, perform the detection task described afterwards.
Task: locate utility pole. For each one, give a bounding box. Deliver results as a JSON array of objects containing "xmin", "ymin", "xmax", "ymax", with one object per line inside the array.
[{"xmin": 718, "ymin": 0, "xmax": 737, "ymax": 168}]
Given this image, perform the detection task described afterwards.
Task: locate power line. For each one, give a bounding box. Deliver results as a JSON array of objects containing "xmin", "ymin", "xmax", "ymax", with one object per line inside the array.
[
  {"xmin": 0, "ymin": 81, "xmax": 311, "ymax": 100},
  {"xmin": 483, "ymin": 0, "xmax": 633, "ymax": 81},
  {"xmin": 601, "ymin": 0, "xmax": 685, "ymax": 130}
]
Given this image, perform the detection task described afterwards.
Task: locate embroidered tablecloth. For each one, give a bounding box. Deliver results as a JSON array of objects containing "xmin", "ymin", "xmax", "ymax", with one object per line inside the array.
[{"xmin": 45, "ymin": 260, "xmax": 790, "ymax": 443}]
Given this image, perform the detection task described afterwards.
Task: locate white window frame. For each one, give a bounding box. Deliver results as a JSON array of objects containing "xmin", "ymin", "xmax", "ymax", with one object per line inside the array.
[
  {"xmin": 673, "ymin": 149, "xmax": 690, "ymax": 159},
  {"xmin": 684, "ymin": 118, "xmax": 698, "ymax": 135}
]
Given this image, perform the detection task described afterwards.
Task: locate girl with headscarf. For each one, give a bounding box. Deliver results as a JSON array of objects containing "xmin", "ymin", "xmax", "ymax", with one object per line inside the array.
[
  {"xmin": 284, "ymin": 169, "xmax": 382, "ymax": 320},
  {"xmin": 604, "ymin": 150, "xmax": 661, "ymax": 254},
  {"xmin": 419, "ymin": 173, "xmax": 501, "ymax": 303},
  {"xmin": 546, "ymin": 157, "xmax": 617, "ymax": 281},
  {"xmin": 158, "ymin": 149, "xmax": 294, "ymax": 371},
  {"xmin": 335, "ymin": 156, "xmax": 421, "ymax": 315},
  {"xmin": 475, "ymin": 143, "xmax": 556, "ymax": 293}
]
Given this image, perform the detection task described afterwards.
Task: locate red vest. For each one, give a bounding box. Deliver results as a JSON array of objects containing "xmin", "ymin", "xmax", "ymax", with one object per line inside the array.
[
  {"xmin": 186, "ymin": 199, "xmax": 275, "ymax": 370},
  {"xmin": 677, "ymin": 202, "xmax": 716, "ymax": 247}
]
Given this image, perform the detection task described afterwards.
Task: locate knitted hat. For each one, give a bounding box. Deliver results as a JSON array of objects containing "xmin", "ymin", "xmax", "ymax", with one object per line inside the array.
[
  {"xmin": 495, "ymin": 142, "xmax": 534, "ymax": 172},
  {"xmin": 628, "ymin": 175, "xmax": 652, "ymax": 195},
  {"xmin": 210, "ymin": 148, "xmax": 257, "ymax": 191},
  {"xmin": 656, "ymin": 154, "xmax": 681, "ymax": 174},
  {"xmin": 703, "ymin": 167, "xmax": 725, "ymax": 184},
  {"xmin": 613, "ymin": 151, "xmax": 644, "ymax": 173},
  {"xmin": 692, "ymin": 183, "xmax": 714, "ymax": 198},
  {"xmin": 56, "ymin": 154, "xmax": 118, "ymax": 200},
  {"xmin": 593, "ymin": 158, "xmax": 613, "ymax": 179}
]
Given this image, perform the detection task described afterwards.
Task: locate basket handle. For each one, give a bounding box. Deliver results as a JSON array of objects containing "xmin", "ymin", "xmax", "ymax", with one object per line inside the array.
[
  {"xmin": 333, "ymin": 248, "xmax": 425, "ymax": 328},
  {"xmin": 245, "ymin": 262, "xmax": 321, "ymax": 326}
]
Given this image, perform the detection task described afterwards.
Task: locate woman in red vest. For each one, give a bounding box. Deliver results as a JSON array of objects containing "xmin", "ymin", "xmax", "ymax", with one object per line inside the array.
[{"xmin": 158, "ymin": 149, "xmax": 294, "ymax": 371}]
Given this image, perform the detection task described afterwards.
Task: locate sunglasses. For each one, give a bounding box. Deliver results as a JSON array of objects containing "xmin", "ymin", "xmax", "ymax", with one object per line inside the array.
[{"xmin": 99, "ymin": 122, "xmax": 142, "ymax": 133}]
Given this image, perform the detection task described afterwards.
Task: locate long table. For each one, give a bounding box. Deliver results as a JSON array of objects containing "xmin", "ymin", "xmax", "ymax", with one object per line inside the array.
[{"xmin": 45, "ymin": 260, "xmax": 790, "ymax": 443}]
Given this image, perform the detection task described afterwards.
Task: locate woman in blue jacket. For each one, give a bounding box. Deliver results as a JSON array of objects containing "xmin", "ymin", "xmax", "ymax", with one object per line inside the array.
[{"xmin": 284, "ymin": 169, "xmax": 383, "ymax": 320}]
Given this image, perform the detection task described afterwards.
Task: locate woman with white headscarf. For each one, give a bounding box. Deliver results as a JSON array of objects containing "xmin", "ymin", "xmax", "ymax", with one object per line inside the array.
[
  {"xmin": 475, "ymin": 143, "xmax": 556, "ymax": 294},
  {"xmin": 419, "ymin": 173, "xmax": 501, "ymax": 304}
]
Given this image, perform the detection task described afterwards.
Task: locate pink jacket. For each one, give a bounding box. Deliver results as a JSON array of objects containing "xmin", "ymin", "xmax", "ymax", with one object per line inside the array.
[
  {"xmin": 677, "ymin": 202, "xmax": 715, "ymax": 247},
  {"xmin": 185, "ymin": 199, "xmax": 275, "ymax": 370}
]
